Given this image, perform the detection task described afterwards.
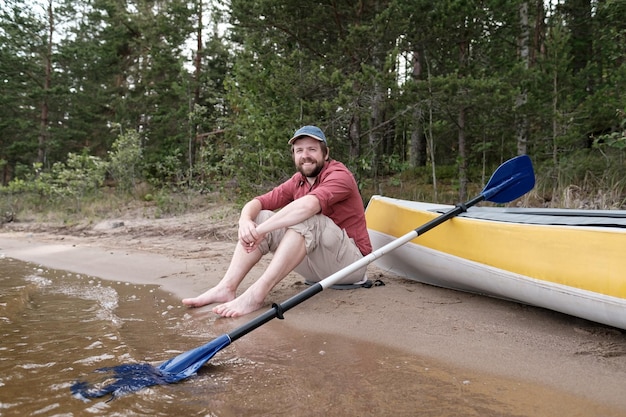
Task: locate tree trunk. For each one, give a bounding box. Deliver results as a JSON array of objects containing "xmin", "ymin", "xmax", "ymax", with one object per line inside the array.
[
  {"xmin": 369, "ymin": 85, "xmax": 383, "ymax": 178},
  {"xmin": 38, "ymin": 0, "xmax": 54, "ymax": 165},
  {"xmin": 409, "ymin": 48, "xmax": 426, "ymax": 168},
  {"xmin": 457, "ymin": 27, "xmax": 469, "ymax": 201},
  {"xmin": 532, "ymin": 0, "xmax": 546, "ymax": 65},
  {"xmin": 458, "ymin": 107, "xmax": 467, "ymax": 201},
  {"xmin": 516, "ymin": 1, "xmax": 530, "ymax": 156},
  {"xmin": 369, "ymin": 51, "xmax": 384, "ymax": 178},
  {"xmin": 189, "ymin": 0, "xmax": 204, "ymax": 177},
  {"xmin": 552, "ymin": 61, "xmax": 559, "ymax": 165},
  {"xmin": 348, "ymin": 113, "xmax": 361, "ymax": 161}
]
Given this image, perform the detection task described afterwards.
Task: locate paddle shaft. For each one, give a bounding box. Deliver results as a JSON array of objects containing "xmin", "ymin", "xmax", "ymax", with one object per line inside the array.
[
  {"xmin": 72, "ymin": 156, "xmax": 534, "ymax": 399},
  {"xmin": 227, "ymin": 193, "xmax": 485, "ymax": 342}
]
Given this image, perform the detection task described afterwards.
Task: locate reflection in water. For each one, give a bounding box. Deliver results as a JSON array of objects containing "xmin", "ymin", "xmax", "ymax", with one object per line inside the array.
[{"xmin": 0, "ymin": 257, "xmax": 620, "ymax": 417}]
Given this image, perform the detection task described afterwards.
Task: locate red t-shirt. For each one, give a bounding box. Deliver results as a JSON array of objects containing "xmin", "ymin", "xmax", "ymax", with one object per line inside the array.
[{"xmin": 255, "ymin": 160, "xmax": 372, "ymax": 256}]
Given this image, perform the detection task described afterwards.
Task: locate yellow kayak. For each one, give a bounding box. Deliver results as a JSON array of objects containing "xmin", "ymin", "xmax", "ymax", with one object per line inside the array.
[{"xmin": 366, "ymin": 195, "xmax": 626, "ymax": 329}]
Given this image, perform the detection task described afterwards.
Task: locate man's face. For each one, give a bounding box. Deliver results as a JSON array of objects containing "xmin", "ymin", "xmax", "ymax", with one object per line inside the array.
[{"xmin": 292, "ymin": 136, "xmax": 327, "ymax": 178}]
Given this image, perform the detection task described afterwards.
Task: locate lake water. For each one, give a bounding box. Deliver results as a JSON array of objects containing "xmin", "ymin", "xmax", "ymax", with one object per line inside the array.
[{"xmin": 0, "ymin": 256, "xmax": 621, "ymax": 417}]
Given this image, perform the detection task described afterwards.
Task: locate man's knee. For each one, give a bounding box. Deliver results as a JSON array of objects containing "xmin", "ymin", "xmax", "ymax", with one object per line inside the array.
[
  {"xmin": 289, "ymin": 215, "xmax": 338, "ymax": 254},
  {"xmin": 255, "ymin": 210, "xmax": 274, "ymax": 224}
]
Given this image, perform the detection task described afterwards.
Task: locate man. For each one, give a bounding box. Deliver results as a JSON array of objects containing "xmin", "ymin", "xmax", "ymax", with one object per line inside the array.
[{"xmin": 182, "ymin": 125, "xmax": 372, "ymax": 317}]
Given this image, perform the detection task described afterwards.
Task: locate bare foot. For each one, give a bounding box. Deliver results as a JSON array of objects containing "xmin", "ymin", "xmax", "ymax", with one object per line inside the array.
[
  {"xmin": 211, "ymin": 287, "xmax": 266, "ymax": 318},
  {"xmin": 182, "ymin": 285, "xmax": 236, "ymax": 308}
]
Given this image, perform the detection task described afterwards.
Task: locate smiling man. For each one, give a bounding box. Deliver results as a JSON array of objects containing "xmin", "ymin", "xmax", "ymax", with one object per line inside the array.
[{"xmin": 182, "ymin": 125, "xmax": 372, "ymax": 317}]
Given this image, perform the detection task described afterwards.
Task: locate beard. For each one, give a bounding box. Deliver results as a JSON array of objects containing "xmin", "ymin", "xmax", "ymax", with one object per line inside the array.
[{"xmin": 297, "ymin": 158, "xmax": 325, "ymax": 178}]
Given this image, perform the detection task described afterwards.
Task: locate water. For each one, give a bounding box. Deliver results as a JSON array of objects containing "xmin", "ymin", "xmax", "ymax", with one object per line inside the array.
[{"xmin": 0, "ymin": 257, "xmax": 621, "ymax": 417}]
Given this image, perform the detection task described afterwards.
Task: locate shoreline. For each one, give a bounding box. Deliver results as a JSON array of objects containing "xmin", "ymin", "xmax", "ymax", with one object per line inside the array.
[{"xmin": 2, "ymin": 224, "xmax": 626, "ymax": 413}]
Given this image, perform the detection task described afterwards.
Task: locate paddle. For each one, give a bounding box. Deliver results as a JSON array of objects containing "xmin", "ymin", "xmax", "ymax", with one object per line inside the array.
[{"xmin": 71, "ymin": 154, "xmax": 535, "ymax": 400}]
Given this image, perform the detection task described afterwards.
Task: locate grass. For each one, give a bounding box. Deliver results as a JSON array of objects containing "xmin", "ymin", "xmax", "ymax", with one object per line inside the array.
[
  {"xmin": 361, "ymin": 164, "xmax": 626, "ymax": 210},
  {"xmin": 3, "ymin": 157, "xmax": 626, "ymax": 227},
  {"xmin": 366, "ymin": 179, "xmax": 626, "ymax": 210}
]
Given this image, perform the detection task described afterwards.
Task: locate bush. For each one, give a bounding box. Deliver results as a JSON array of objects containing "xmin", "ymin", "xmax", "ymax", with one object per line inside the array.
[{"xmin": 108, "ymin": 129, "xmax": 144, "ymax": 193}]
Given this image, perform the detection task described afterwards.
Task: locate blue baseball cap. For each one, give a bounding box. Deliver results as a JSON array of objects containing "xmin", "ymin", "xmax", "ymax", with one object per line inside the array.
[{"xmin": 288, "ymin": 125, "xmax": 327, "ymax": 145}]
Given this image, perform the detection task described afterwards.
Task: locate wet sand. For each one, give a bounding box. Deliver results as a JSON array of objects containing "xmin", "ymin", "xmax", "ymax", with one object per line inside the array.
[{"xmin": 2, "ymin": 210, "xmax": 626, "ymax": 414}]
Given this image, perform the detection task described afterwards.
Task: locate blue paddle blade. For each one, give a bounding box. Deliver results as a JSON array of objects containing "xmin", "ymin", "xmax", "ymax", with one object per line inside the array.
[
  {"xmin": 71, "ymin": 363, "xmax": 176, "ymax": 400},
  {"xmin": 157, "ymin": 334, "xmax": 231, "ymax": 378},
  {"xmin": 71, "ymin": 334, "xmax": 231, "ymax": 400},
  {"xmin": 481, "ymin": 155, "xmax": 535, "ymax": 203}
]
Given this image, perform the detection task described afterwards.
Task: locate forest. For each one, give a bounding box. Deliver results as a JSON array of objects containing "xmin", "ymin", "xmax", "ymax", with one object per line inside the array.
[{"xmin": 1, "ymin": 0, "xmax": 626, "ymax": 219}]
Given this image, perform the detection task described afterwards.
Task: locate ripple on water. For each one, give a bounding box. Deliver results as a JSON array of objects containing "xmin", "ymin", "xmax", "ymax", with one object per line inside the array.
[{"xmin": 1, "ymin": 258, "xmax": 623, "ymax": 417}]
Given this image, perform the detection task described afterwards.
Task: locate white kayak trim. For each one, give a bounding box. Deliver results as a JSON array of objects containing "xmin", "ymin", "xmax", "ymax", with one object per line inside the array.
[{"xmin": 390, "ymin": 197, "xmax": 626, "ymax": 228}]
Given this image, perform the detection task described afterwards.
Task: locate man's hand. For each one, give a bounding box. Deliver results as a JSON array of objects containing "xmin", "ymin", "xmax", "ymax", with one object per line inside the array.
[{"xmin": 238, "ymin": 218, "xmax": 263, "ymax": 253}]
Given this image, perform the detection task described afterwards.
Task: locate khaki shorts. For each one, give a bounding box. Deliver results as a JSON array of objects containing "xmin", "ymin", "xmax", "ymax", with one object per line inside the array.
[{"xmin": 256, "ymin": 210, "xmax": 367, "ymax": 285}]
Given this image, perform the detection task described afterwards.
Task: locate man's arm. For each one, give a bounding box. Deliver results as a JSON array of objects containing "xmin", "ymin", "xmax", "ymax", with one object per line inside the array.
[
  {"xmin": 240, "ymin": 198, "xmax": 263, "ymax": 224},
  {"xmin": 255, "ymin": 194, "xmax": 321, "ymax": 236},
  {"xmin": 238, "ymin": 199, "xmax": 263, "ymax": 249},
  {"xmin": 239, "ymin": 195, "xmax": 320, "ymax": 252}
]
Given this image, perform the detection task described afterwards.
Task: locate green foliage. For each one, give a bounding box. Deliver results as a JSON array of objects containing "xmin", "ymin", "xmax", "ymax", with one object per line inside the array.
[
  {"xmin": 108, "ymin": 129, "xmax": 144, "ymax": 193},
  {"xmin": 151, "ymin": 147, "xmax": 185, "ymax": 188},
  {"xmin": 0, "ymin": 0, "xmax": 46, "ymax": 170},
  {"xmin": 593, "ymin": 110, "xmax": 626, "ymax": 150},
  {"xmin": 48, "ymin": 153, "xmax": 108, "ymax": 199},
  {"xmin": 1, "ymin": 0, "xmax": 626, "ymax": 209},
  {"xmin": 0, "ymin": 152, "xmax": 108, "ymax": 214},
  {"xmin": 2, "ymin": 175, "xmax": 49, "ymax": 196},
  {"xmin": 2, "ymin": 153, "xmax": 108, "ymax": 202}
]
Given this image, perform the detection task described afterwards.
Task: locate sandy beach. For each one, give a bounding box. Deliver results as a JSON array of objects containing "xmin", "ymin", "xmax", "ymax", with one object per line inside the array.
[{"xmin": 2, "ymin": 204, "xmax": 626, "ymax": 415}]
